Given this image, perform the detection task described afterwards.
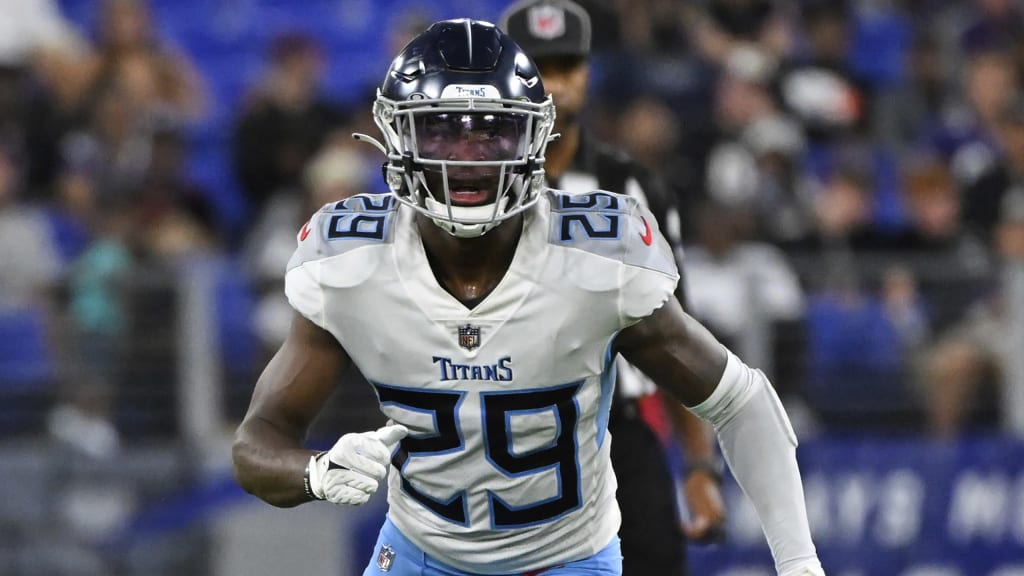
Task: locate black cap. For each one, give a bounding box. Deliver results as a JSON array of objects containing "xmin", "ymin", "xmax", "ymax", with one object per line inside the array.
[{"xmin": 499, "ymin": 0, "xmax": 592, "ymax": 59}]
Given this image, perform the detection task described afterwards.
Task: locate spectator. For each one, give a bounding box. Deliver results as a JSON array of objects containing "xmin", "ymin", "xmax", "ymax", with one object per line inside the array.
[
  {"xmin": 0, "ymin": 144, "xmax": 62, "ymax": 430},
  {"xmin": 0, "ymin": 0, "xmax": 85, "ymax": 108},
  {"xmin": 59, "ymin": 104, "xmax": 214, "ymax": 439},
  {"xmin": 0, "ymin": 0, "xmax": 83, "ymax": 200},
  {"xmin": 612, "ymin": 94, "xmax": 708, "ymax": 217},
  {"xmin": 961, "ymin": 95, "xmax": 1024, "ymax": 246},
  {"xmin": 0, "ymin": 144, "xmax": 62, "ymax": 314},
  {"xmin": 0, "ymin": 0, "xmax": 82, "ymax": 67},
  {"xmin": 706, "ymin": 77, "xmax": 813, "ymax": 244},
  {"xmin": 236, "ymin": 136, "xmax": 380, "ymax": 429},
  {"xmin": 232, "ymin": 32, "xmax": 349, "ymax": 219},
  {"xmin": 897, "ymin": 158, "xmax": 991, "ymax": 332},
  {"xmin": 808, "ymin": 162, "xmax": 877, "ymax": 252},
  {"xmin": 615, "ymin": 0, "xmax": 693, "ymax": 56},
  {"xmin": 303, "ymin": 139, "xmax": 375, "ymax": 211},
  {"xmin": 714, "ymin": 45, "xmax": 780, "ymax": 137},
  {"xmin": 933, "ymin": 48, "xmax": 1017, "ymax": 186},
  {"xmin": 245, "ymin": 141, "xmax": 373, "ymax": 354},
  {"xmin": 588, "ymin": 2, "xmax": 719, "ymax": 199},
  {"xmin": 66, "ymin": 0, "xmax": 206, "ymax": 123},
  {"xmin": 49, "ymin": 158, "xmax": 101, "ymax": 262},
  {"xmin": 779, "ymin": 1, "xmax": 863, "ymax": 143},
  {"xmin": 689, "ymin": 0, "xmax": 792, "ymax": 65},
  {"xmin": 742, "ymin": 114, "xmax": 814, "ymax": 243},
  {"xmin": 704, "ymin": 45, "xmax": 787, "ymax": 220},
  {"xmin": 59, "ymin": 80, "xmax": 151, "ymax": 210},
  {"xmin": 683, "ymin": 200, "xmax": 805, "ymax": 379},
  {"xmin": 921, "ymin": 189, "xmax": 1024, "ymax": 438},
  {"xmin": 960, "ymin": 0, "xmax": 1024, "ymax": 57},
  {"xmin": 616, "ymin": 96, "xmax": 683, "ymax": 176},
  {"xmin": 886, "ymin": 30, "xmax": 952, "ymax": 147},
  {"xmin": 133, "ymin": 120, "xmax": 219, "ymax": 259},
  {"xmin": 66, "ymin": 201, "xmax": 134, "ymax": 388}
]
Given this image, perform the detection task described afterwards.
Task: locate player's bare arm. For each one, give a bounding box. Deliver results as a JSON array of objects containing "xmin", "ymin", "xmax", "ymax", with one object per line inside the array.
[
  {"xmin": 618, "ymin": 301, "xmax": 728, "ymax": 540},
  {"xmin": 232, "ymin": 313, "xmax": 350, "ymax": 507},
  {"xmin": 614, "ymin": 298, "xmax": 727, "ymax": 407},
  {"xmin": 616, "ymin": 300, "xmax": 825, "ymax": 576}
]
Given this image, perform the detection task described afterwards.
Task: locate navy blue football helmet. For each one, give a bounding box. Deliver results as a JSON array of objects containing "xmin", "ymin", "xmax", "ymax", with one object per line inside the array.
[{"xmin": 357, "ymin": 19, "xmax": 555, "ymax": 237}]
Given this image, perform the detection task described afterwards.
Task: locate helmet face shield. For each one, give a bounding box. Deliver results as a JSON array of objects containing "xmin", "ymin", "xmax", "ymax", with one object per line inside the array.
[
  {"xmin": 407, "ymin": 110, "xmax": 531, "ymax": 210},
  {"xmin": 413, "ymin": 112, "xmax": 528, "ymax": 162}
]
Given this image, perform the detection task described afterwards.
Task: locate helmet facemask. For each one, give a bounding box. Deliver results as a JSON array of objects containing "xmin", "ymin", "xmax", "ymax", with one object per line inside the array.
[{"xmin": 371, "ymin": 92, "xmax": 555, "ymax": 237}]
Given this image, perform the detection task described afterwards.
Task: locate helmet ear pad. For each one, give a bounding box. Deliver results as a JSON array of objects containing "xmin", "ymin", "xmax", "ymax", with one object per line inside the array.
[{"xmin": 370, "ymin": 18, "xmax": 556, "ymax": 238}]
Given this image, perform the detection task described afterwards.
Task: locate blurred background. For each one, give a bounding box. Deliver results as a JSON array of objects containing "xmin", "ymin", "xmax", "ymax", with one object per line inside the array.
[{"xmin": 1, "ymin": 0, "xmax": 1023, "ymax": 574}]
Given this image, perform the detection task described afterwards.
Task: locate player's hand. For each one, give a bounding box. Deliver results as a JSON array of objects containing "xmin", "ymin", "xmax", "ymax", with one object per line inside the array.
[
  {"xmin": 306, "ymin": 424, "xmax": 408, "ymax": 505},
  {"xmin": 681, "ymin": 468, "xmax": 727, "ymax": 543}
]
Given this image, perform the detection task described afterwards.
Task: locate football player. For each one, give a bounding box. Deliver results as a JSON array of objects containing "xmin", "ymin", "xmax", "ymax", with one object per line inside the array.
[{"xmin": 233, "ymin": 19, "xmax": 825, "ymax": 576}]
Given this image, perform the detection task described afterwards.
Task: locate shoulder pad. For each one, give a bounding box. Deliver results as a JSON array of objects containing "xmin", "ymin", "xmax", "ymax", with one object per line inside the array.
[
  {"xmin": 544, "ymin": 189, "xmax": 677, "ymax": 277},
  {"xmin": 286, "ymin": 194, "xmax": 398, "ymax": 271}
]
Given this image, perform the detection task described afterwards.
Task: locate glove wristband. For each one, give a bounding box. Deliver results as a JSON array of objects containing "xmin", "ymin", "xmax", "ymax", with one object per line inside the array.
[{"xmin": 304, "ymin": 452, "xmax": 327, "ymax": 501}]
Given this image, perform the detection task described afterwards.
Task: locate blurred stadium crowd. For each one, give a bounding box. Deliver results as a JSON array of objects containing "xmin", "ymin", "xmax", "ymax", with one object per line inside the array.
[{"xmin": 2, "ymin": 0, "xmax": 1024, "ymax": 573}]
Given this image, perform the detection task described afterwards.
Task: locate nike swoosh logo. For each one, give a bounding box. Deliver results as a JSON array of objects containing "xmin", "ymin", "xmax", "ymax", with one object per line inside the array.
[
  {"xmin": 299, "ymin": 220, "xmax": 311, "ymax": 241},
  {"xmin": 639, "ymin": 216, "xmax": 653, "ymax": 246}
]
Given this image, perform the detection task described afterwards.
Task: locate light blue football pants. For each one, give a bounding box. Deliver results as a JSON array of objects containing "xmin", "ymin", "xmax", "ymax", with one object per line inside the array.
[{"xmin": 362, "ymin": 516, "xmax": 622, "ymax": 576}]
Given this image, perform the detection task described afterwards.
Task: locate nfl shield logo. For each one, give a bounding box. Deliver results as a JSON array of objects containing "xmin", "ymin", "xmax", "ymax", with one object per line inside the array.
[
  {"xmin": 458, "ymin": 324, "xmax": 481, "ymax": 351},
  {"xmin": 528, "ymin": 5, "xmax": 566, "ymax": 39},
  {"xmin": 377, "ymin": 544, "xmax": 395, "ymax": 572}
]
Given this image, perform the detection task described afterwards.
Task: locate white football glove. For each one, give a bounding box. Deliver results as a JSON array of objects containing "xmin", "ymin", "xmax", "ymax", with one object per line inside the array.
[{"xmin": 305, "ymin": 424, "xmax": 408, "ymax": 505}]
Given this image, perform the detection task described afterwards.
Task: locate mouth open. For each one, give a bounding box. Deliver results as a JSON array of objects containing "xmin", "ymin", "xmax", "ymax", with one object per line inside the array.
[
  {"xmin": 422, "ymin": 168, "xmax": 500, "ymax": 208},
  {"xmin": 449, "ymin": 188, "xmax": 491, "ymax": 206},
  {"xmin": 447, "ymin": 178, "xmax": 495, "ymax": 206}
]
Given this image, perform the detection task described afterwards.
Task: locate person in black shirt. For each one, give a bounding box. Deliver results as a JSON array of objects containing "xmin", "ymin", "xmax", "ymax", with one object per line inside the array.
[{"xmin": 232, "ymin": 33, "xmax": 349, "ymax": 219}]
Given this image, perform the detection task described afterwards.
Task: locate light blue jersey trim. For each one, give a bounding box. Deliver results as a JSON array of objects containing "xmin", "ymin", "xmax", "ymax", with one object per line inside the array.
[{"xmin": 595, "ymin": 341, "xmax": 616, "ymax": 449}]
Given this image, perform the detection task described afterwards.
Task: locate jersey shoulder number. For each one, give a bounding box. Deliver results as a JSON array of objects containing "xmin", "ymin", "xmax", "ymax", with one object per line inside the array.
[
  {"xmin": 544, "ymin": 188, "xmax": 676, "ymax": 277},
  {"xmin": 287, "ymin": 194, "xmax": 398, "ymax": 271}
]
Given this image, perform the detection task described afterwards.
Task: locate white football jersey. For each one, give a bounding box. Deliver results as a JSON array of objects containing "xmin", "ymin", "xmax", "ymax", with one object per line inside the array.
[{"xmin": 285, "ymin": 190, "xmax": 678, "ymax": 574}]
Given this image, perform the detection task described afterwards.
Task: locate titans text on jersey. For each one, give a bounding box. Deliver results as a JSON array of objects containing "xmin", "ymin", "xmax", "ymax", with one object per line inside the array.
[
  {"xmin": 284, "ymin": 190, "xmax": 678, "ymax": 574},
  {"xmin": 434, "ymin": 356, "xmax": 514, "ymax": 382}
]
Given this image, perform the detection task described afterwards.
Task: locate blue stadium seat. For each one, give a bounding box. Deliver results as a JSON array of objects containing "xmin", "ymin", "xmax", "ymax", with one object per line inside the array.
[
  {"xmin": 849, "ymin": 8, "xmax": 912, "ymax": 87},
  {"xmin": 56, "ymin": 0, "xmax": 96, "ymax": 33},
  {"xmin": 0, "ymin": 309, "xmax": 54, "ymax": 392},
  {"xmin": 214, "ymin": 259, "xmax": 258, "ymax": 378},
  {"xmin": 193, "ymin": 50, "xmax": 265, "ymax": 124},
  {"xmin": 187, "ymin": 138, "xmax": 251, "ymax": 236},
  {"xmin": 803, "ymin": 294, "xmax": 919, "ymax": 427},
  {"xmin": 0, "ymin": 308, "xmax": 54, "ymax": 435}
]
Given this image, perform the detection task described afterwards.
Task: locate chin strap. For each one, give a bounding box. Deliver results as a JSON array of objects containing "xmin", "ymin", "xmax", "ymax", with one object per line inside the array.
[{"xmin": 422, "ymin": 195, "xmax": 510, "ymax": 238}]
